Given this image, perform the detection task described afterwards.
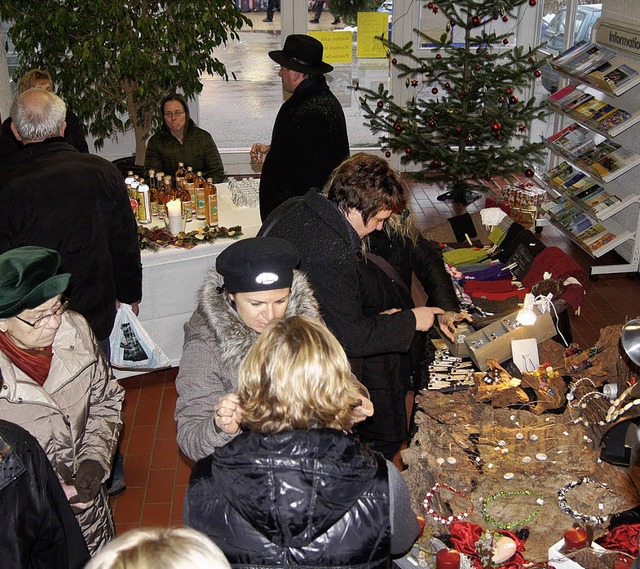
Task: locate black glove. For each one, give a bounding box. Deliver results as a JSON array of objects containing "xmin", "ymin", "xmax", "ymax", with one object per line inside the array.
[{"xmin": 72, "ymin": 459, "xmax": 105, "ymax": 503}]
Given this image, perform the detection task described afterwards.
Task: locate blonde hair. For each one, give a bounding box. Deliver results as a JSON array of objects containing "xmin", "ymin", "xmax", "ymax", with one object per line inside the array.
[
  {"xmin": 238, "ymin": 315, "xmax": 361, "ymax": 432},
  {"xmin": 84, "ymin": 527, "xmax": 230, "ymax": 569},
  {"xmin": 18, "ymin": 69, "xmax": 53, "ymax": 93}
]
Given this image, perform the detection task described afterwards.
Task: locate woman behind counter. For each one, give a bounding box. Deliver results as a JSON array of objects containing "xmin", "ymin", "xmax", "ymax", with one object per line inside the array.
[{"xmin": 144, "ymin": 93, "xmax": 225, "ymax": 183}]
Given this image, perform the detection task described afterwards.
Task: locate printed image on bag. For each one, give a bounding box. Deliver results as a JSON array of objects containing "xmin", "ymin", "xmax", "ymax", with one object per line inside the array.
[{"xmin": 109, "ymin": 304, "xmax": 171, "ymax": 370}]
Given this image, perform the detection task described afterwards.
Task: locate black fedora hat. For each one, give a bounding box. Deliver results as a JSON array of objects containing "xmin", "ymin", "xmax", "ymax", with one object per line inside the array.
[{"xmin": 269, "ymin": 34, "xmax": 333, "ymax": 75}]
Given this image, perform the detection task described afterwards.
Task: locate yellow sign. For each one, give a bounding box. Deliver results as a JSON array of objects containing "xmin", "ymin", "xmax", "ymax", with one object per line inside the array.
[
  {"xmin": 309, "ymin": 31, "xmax": 353, "ymax": 64},
  {"xmin": 357, "ymin": 12, "xmax": 389, "ymax": 59}
]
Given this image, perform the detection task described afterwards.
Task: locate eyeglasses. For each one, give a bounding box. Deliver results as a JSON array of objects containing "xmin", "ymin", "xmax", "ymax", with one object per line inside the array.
[
  {"xmin": 15, "ymin": 299, "xmax": 69, "ymax": 329},
  {"xmin": 163, "ymin": 110, "xmax": 185, "ymax": 118}
]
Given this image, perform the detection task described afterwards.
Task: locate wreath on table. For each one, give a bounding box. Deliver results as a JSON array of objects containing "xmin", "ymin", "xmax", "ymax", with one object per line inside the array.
[{"xmin": 138, "ymin": 225, "xmax": 243, "ymax": 251}]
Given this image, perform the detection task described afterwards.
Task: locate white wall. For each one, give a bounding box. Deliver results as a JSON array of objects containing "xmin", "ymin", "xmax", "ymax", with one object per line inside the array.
[{"xmin": 602, "ymin": 0, "xmax": 640, "ymax": 26}]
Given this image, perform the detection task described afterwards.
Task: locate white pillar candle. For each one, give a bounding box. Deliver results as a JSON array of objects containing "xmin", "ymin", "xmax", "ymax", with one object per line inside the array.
[{"xmin": 166, "ymin": 199, "xmax": 182, "ymax": 234}]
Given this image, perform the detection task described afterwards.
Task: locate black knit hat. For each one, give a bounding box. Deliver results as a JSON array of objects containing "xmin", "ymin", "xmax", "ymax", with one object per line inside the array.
[
  {"xmin": 269, "ymin": 34, "xmax": 333, "ymax": 75},
  {"xmin": 216, "ymin": 238, "xmax": 301, "ymax": 293}
]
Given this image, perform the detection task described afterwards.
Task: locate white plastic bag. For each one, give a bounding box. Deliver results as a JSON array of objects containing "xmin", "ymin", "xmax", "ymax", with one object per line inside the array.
[{"xmin": 109, "ymin": 304, "xmax": 171, "ymax": 370}]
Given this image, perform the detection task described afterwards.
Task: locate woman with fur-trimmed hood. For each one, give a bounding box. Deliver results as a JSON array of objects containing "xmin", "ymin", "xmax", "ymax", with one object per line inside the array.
[{"xmin": 175, "ymin": 237, "xmax": 321, "ymax": 461}]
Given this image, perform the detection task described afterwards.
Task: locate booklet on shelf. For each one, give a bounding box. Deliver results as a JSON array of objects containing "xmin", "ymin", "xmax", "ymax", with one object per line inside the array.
[
  {"xmin": 586, "ymin": 58, "xmax": 640, "ymax": 94},
  {"xmin": 546, "ymin": 123, "xmax": 593, "ymax": 156}
]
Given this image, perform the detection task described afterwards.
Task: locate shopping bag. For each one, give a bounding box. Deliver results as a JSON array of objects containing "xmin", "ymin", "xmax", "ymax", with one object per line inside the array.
[{"xmin": 109, "ymin": 304, "xmax": 171, "ymax": 370}]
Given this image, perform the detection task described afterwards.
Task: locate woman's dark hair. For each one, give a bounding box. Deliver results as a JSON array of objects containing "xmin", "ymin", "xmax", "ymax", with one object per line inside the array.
[{"xmin": 160, "ymin": 93, "xmax": 190, "ymax": 131}]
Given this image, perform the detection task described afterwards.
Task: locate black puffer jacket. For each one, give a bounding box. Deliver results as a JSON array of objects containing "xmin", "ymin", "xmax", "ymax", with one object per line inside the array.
[
  {"xmin": 0, "ymin": 420, "xmax": 89, "ymax": 569},
  {"xmin": 0, "ymin": 139, "xmax": 142, "ymax": 340},
  {"xmin": 186, "ymin": 428, "xmax": 392, "ymax": 568},
  {"xmin": 259, "ymin": 75, "xmax": 349, "ymax": 220}
]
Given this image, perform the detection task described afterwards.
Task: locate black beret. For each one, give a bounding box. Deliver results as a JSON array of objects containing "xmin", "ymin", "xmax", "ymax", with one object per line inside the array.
[{"xmin": 216, "ymin": 237, "xmax": 301, "ymax": 293}]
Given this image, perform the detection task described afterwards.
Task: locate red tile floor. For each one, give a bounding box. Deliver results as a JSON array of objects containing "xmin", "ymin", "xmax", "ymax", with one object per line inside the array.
[{"xmin": 110, "ymin": 178, "xmax": 640, "ymax": 533}]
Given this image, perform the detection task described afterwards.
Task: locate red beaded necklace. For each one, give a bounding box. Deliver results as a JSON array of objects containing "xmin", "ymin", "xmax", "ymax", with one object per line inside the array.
[{"xmin": 423, "ymin": 482, "xmax": 475, "ymax": 525}]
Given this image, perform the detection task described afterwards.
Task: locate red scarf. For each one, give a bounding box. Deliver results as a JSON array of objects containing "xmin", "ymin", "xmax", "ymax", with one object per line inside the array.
[{"xmin": 0, "ymin": 332, "xmax": 53, "ymax": 387}]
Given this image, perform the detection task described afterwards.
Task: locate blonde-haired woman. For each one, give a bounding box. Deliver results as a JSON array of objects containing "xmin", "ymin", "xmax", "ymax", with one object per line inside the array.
[
  {"xmin": 85, "ymin": 527, "xmax": 230, "ymax": 569},
  {"xmin": 185, "ymin": 315, "xmax": 419, "ymax": 568}
]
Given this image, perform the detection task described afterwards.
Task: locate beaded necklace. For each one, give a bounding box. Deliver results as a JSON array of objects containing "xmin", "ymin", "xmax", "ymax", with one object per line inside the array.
[
  {"xmin": 557, "ymin": 477, "xmax": 613, "ymax": 525},
  {"xmin": 481, "ymin": 490, "xmax": 544, "ymax": 530},
  {"xmin": 423, "ymin": 482, "xmax": 474, "ymax": 525}
]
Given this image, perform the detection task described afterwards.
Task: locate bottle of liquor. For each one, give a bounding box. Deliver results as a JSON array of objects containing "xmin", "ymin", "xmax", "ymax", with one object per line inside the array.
[
  {"xmin": 156, "ymin": 173, "xmax": 166, "ymax": 219},
  {"xmin": 129, "ymin": 175, "xmax": 140, "ymax": 198},
  {"xmin": 136, "ymin": 178, "xmax": 151, "ymax": 224},
  {"xmin": 194, "ymin": 171, "xmax": 207, "ymax": 220},
  {"xmin": 175, "ymin": 162, "xmax": 187, "ymax": 190},
  {"xmin": 180, "ymin": 184, "xmax": 193, "ymax": 222},
  {"xmin": 184, "ymin": 167, "xmax": 196, "ymax": 216},
  {"xmin": 124, "ymin": 170, "xmax": 135, "ymax": 188},
  {"xmin": 205, "ymin": 177, "xmax": 218, "ymax": 227}
]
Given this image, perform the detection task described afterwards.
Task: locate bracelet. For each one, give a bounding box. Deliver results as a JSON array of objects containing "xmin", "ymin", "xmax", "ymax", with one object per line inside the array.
[
  {"xmin": 481, "ymin": 490, "xmax": 544, "ymax": 530},
  {"xmin": 423, "ymin": 482, "xmax": 474, "ymax": 525},
  {"xmin": 557, "ymin": 477, "xmax": 612, "ymax": 525}
]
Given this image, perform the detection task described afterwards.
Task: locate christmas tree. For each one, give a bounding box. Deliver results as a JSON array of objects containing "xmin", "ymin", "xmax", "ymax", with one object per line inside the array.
[{"xmin": 358, "ymin": 0, "xmax": 550, "ymax": 203}]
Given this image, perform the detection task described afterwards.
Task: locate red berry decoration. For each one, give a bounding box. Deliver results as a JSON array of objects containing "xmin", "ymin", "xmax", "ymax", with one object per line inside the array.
[
  {"xmin": 525, "ymin": 168, "xmax": 534, "ymax": 178},
  {"xmin": 444, "ymin": 82, "xmax": 451, "ymax": 89},
  {"xmin": 509, "ymin": 95, "xmax": 518, "ymax": 104},
  {"xmin": 455, "ymin": 126, "xmax": 463, "ymax": 135},
  {"xmin": 428, "ymin": 118, "xmax": 437, "ymax": 127},
  {"xmin": 534, "ymin": 69, "xmax": 542, "ymax": 77},
  {"xmin": 432, "ymin": 6, "xmax": 439, "ymax": 13},
  {"xmin": 475, "ymin": 65, "xmax": 482, "ymax": 71},
  {"xmin": 377, "ymin": 101, "xmax": 384, "ymax": 108},
  {"xmin": 435, "ymin": 53, "xmax": 442, "ymax": 60},
  {"xmin": 498, "ymin": 96, "xmax": 505, "ymax": 103},
  {"xmin": 406, "ymin": 147, "xmax": 412, "ymax": 154},
  {"xmin": 491, "ymin": 122, "xmax": 501, "ymax": 132},
  {"xmin": 505, "ymin": 87, "xmax": 513, "ymax": 95},
  {"xmin": 471, "ymin": 16, "xmax": 481, "ymax": 26},
  {"xmin": 394, "ymin": 123, "xmax": 403, "ymax": 132},
  {"xmin": 431, "ymin": 159, "xmax": 442, "ymax": 168},
  {"xmin": 392, "ymin": 58, "xmax": 397, "ymax": 64},
  {"xmin": 529, "ymin": 0, "xmax": 537, "ymax": 5},
  {"xmin": 502, "ymin": 38, "xmax": 509, "ymax": 45},
  {"xmin": 385, "ymin": 151, "xmax": 392, "ymax": 158},
  {"xmin": 427, "ymin": 2, "xmax": 433, "ymax": 7},
  {"xmin": 432, "ymin": 87, "xmax": 439, "ymax": 94},
  {"xmin": 502, "ymin": 15, "xmax": 509, "ymax": 22}
]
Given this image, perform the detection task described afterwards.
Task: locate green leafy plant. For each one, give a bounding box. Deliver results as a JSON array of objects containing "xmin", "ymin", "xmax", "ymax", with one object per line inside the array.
[
  {"xmin": 328, "ymin": 0, "xmax": 385, "ymax": 24},
  {"xmin": 0, "ymin": 1, "xmax": 251, "ymax": 165},
  {"xmin": 358, "ymin": 0, "xmax": 550, "ymax": 203}
]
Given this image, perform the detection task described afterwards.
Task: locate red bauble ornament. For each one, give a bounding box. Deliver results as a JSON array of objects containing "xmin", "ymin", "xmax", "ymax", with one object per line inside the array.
[
  {"xmin": 529, "ymin": 0, "xmax": 537, "ymax": 5},
  {"xmin": 491, "ymin": 122, "xmax": 502, "ymax": 132},
  {"xmin": 505, "ymin": 87, "xmax": 513, "ymax": 95},
  {"xmin": 431, "ymin": 159, "xmax": 442, "ymax": 168},
  {"xmin": 509, "ymin": 95, "xmax": 518, "ymax": 104},
  {"xmin": 394, "ymin": 123, "xmax": 404, "ymax": 132},
  {"xmin": 391, "ymin": 58, "xmax": 397, "ymax": 64},
  {"xmin": 525, "ymin": 168, "xmax": 534, "ymax": 178},
  {"xmin": 498, "ymin": 96, "xmax": 505, "ymax": 103},
  {"xmin": 471, "ymin": 16, "xmax": 481, "ymax": 26},
  {"xmin": 534, "ymin": 69, "xmax": 542, "ymax": 77},
  {"xmin": 385, "ymin": 151, "xmax": 392, "ymax": 158},
  {"xmin": 428, "ymin": 118, "xmax": 437, "ymax": 127},
  {"xmin": 406, "ymin": 147, "xmax": 412, "ymax": 154},
  {"xmin": 377, "ymin": 101, "xmax": 384, "ymax": 108},
  {"xmin": 432, "ymin": 87, "xmax": 439, "ymax": 94},
  {"xmin": 455, "ymin": 126, "xmax": 463, "ymax": 135},
  {"xmin": 427, "ymin": 2, "xmax": 433, "ymax": 7},
  {"xmin": 444, "ymin": 82, "xmax": 451, "ymax": 89},
  {"xmin": 502, "ymin": 38, "xmax": 509, "ymax": 45},
  {"xmin": 484, "ymin": 172, "xmax": 492, "ymax": 181},
  {"xmin": 502, "ymin": 15, "xmax": 509, "ymax": 22},
  {"xmin": 435, "ymin": 53, "xmax": 442, "ymax": 60},
  {"xmin": 475, "ymin": 65, "xmax": 482, "ymax": 71}
]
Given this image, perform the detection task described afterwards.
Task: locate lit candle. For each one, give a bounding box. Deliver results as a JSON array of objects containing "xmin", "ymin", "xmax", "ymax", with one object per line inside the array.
[
  {"xmin": 166, "ymin": 199, "xmax": 182, "ymax": 218},
  {"xmin": 436, "ymin": 548, "xmax": 460, "ymax": 569}
]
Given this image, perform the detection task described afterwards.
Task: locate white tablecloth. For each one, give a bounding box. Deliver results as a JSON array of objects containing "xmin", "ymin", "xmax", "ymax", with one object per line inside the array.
[{"xmin": 120, "ymin": 183, "xmax": 261, "ymax": 376}]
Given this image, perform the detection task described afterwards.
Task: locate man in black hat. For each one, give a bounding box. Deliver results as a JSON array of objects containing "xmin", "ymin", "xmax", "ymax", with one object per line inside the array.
[{"xmin": 250, "ymin": 34, "xmax": 349, "ymax": 221}]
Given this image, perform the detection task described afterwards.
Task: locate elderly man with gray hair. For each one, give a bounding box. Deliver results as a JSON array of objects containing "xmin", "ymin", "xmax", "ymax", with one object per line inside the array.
[{"xmin": 0, "ymin": 88, "xmax": 142, "ymax": 349}]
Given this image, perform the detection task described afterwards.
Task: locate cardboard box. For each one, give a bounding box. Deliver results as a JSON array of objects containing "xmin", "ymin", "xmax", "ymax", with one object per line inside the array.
[
  {"xmin": 548, "ymin": 539, "xmax": 606, "ymax": 569},
  {"xmin": 464, "ymin": 307, "xmax": 556, "ymax": 371}
]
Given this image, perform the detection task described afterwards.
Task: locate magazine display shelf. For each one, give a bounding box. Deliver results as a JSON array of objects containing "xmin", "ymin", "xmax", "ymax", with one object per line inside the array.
[{"xmin": 540, "ymin": 18, "xmax": 640, "ymax": 276}]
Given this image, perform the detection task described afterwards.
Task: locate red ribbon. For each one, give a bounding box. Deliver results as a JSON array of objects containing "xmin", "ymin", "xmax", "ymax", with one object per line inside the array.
[{"xmin": 450, "ymin": 522, "xmax": 527, "ymax": 569}]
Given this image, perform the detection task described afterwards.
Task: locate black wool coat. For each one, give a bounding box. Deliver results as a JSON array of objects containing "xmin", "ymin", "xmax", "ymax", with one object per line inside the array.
[
  {"xmin": 259, "ymin": 75, "xmax": 349, "ymax": 220},
  {"xmin": 0, "ymin": 139, "xmax": 142, "ymax": 340},
  {"xmin": 0, "ymin": 420, "xmax": 90, "ymax": 569},
  {"xmin": 259, "ymin": 189, "xmax": 416, "ymax": 378}
]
